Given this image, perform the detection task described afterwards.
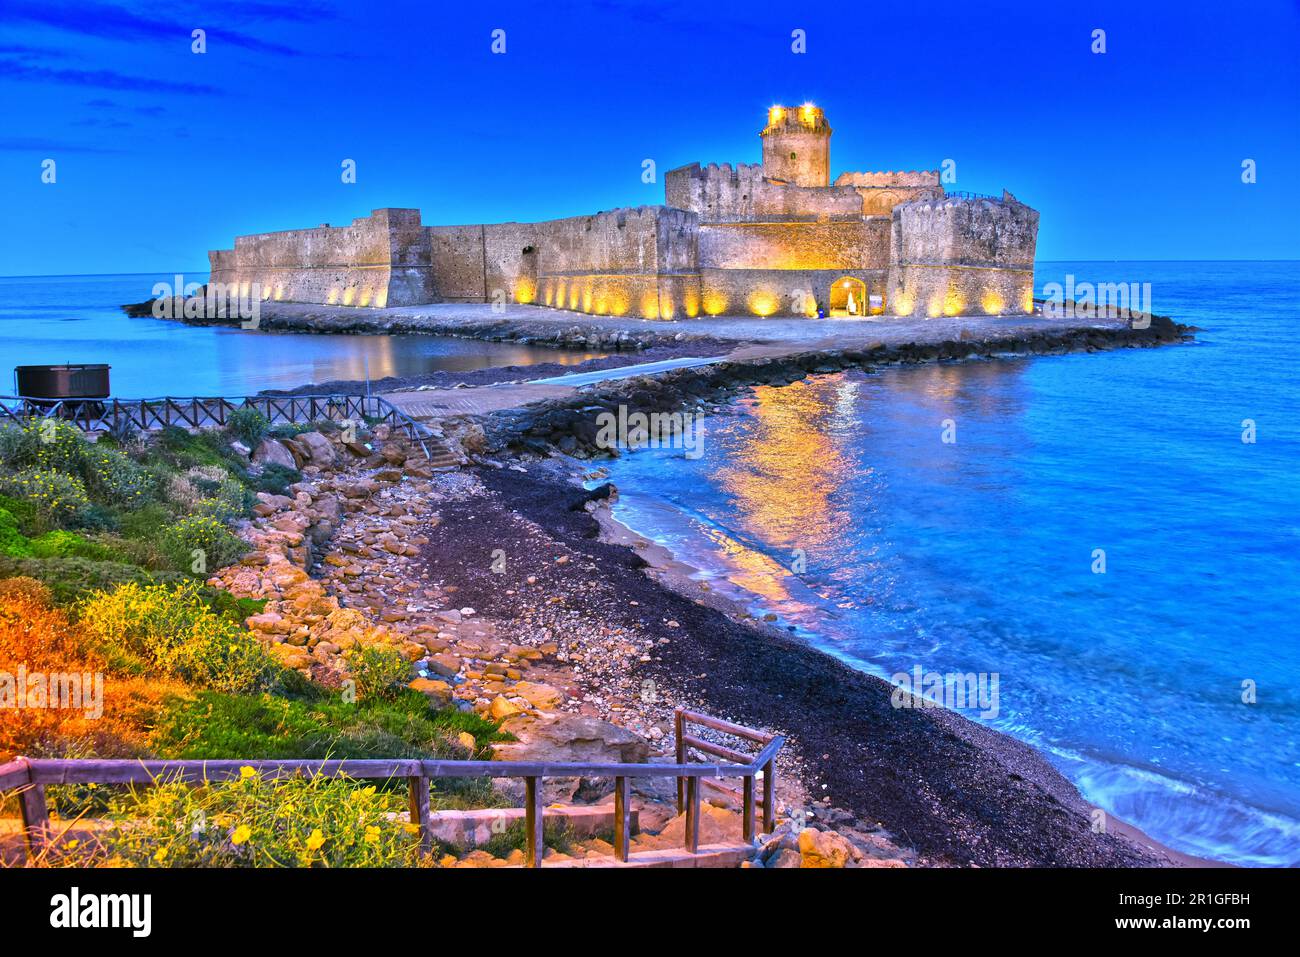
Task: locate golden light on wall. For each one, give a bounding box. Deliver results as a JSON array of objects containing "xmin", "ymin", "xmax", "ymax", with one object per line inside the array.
[
  {"xmin": 359, "ymin": 286, "xmax": 374, "ymax": 307},
  {"xmin": 980, "ymin": 290, "xmax": 1005, "ymax": 314},
  {"xmin": 639, "ymin": 290, "xmax": 660, "ymax": 319},
  {"xmin": 514, "ymin": 277, "xmax": 536, "ymax": 304},
  {"xmin": 800, "ymin": 103, "xmax": 816, "ymax": 127},
  {"xmin": 342, "ymin": 287, "xmax": 356, "ymax": 306},
  {"xmin": 683, "ymin": 289, "xmax": 700, "ymax": 318},
  {"xmin": 942, "ymin": 283, "xmax": 964, "ymax": 317},
  {"xmin": 581, "ymin": 281, "xmax": 594, "ymax": 313},
  {"xmin": 274, "ymin": 285, "xmax": 285, "ymax": 301},
  {"xmin": 326, "ymin": 286, "xmax": 340, "ymax": 305},
  {"xmin": 894, "ymin": 293, "xmax": 914, "ymax": 317},
  {"xmin": 748, "ymin": 290, "xmax": 779, "ymax": 316},
  {"xmin": 1022, "ymin": 288, "xmax": 1034, "ymax": 313},
  {"xmin": 568, "ymin": 284, "xmax": 580, "ymax": 310},
  {"xmin": 768, "ymin": 106, "xmax": 785, "ymax": 124},
  {"xmin": 702, "ymin": 291, "xmax": 728, "ymax": 316},
  {"xmin": 374, "ymin": 288, "xmax": 388, "ymax": 308}
]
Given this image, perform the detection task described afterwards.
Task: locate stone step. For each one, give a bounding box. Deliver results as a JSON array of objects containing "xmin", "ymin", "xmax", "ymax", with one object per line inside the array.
[
  {"xmin": 429, "ymin": 804, "xmax": 638, "ymax": 849},
  {"xmin": 543, "ymin": 842, "xmax": 755, "ymax": 869}
]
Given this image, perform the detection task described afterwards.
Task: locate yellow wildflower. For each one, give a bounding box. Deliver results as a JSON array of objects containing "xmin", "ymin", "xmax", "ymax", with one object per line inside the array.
[
  {"xmin": 154, "ymin": 847, "xmax": 169, "ymax": 862},
  {"xmin": 231, "ymin": 824, "xmax": 252, "ymax": 845},
  {"xmin": 364, "ymin": 825, "xmax": 380, "ymax": 845},
  {"xmin": 239, "ymin": 765, "xmax": 256, "ymax": 779},
  {"xmin": 305, "ymin": 828, "xmax": 325, "ymax": 851}
]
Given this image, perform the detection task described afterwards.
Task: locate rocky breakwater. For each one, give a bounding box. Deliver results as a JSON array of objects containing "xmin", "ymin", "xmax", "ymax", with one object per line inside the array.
[{"xmin": 489, "ymin": 314, "xmax": 1193, "ymax": 458}]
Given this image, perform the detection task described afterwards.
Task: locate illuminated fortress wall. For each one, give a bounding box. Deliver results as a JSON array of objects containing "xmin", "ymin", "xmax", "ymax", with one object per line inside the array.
[
  {"xmin": 206, "ymin": 106, "xmax": 1038, "ymax": 318},
  {"xmin": 887, "ymin": 193, "xmax": 1040, "ymax": 318},
  {"xmin": 207, "ymin": 208, "xmax": 433, "ymax": 308}
]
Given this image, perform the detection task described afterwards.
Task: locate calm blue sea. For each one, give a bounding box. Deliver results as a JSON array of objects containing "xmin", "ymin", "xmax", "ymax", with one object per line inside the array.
[
  {"xmin": 599, "ymin": 261, "xmax": 1300, "ymax": 867},
  {"xmin": 0, "ymin": 273, "xmax": 597, "ymax": 397}
]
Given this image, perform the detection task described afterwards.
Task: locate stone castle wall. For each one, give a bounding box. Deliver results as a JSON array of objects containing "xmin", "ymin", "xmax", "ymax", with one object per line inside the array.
[
  {"xmin": 887, "ymin": 193, "xmax": 1039, "ymax": 317},
  {"xmin": 205, "ymin": 111, "xmax": 1039, "ymax": 319},
  {"xmin": 207, "ymin": 208, "xmax": 434, "ymax": 308},
  {"xmin": 664, "ymin": 163, "xmax": 862, "ymax": 223}
]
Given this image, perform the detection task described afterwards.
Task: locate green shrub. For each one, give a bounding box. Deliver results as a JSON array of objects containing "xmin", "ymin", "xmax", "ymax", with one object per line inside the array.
[
  {"xmin": 252, "ymin": 463, "xmax": 301, "ymax": 496},
  {"xmin": 78, "ymin": 581, "xmax": 277, "ymax": 693},
  {"xmin": 226, "ymin": 408, "xmax": 270, "ymax": 448},
  {"xmin": 0, "ymin": 555, "xmax": 178, "ymax": 605},
  {"xmin": 343, "ymin": 644, "xmax": 411, "ymax": 702},
  {"xmin": 0, "ymin": 494, "xmax": 38, "ymax": 533},
  {"xmin": 0, "ymin": 506, "xmax": 32, "ymax": 558},
  {"xmin": 161, "ymin": 514, "xmax": 247, "ymax": 574},
  {"xmin": 0, "ymin": 420, "xmax": 87, "ymax": 472},
  {"xmin": 81, "ymin": 443, "xmax": 156, "ymax": 507},
  {"xmin": 102, "ymin": 771, "xmax": 422, "ymax": 867},
  {"xmin": 29, "ymin": 529, "xmax": 117, "ymax": 562},
  {"xmin": 0, "ymin": 468, "xmax": 91, "ymax": 526},
  {"xmin": 149, "ymin": 690, "xmax": 507, "ymax": 762}
]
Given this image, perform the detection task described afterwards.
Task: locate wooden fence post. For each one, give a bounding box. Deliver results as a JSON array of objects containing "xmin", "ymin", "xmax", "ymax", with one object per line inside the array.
[
  {"xmin": 674, "ymin": 709, "xmax": 686, "ymax": 813},
  {"xmin": 742, "ymin": 775, "xmax": 756, "ymax": 843},
  {"xmin": 762, "ymin": 760, "xmax": 776, "ymax": 833},
  {"xmin": 407, "ymin": 776, "xmax": 433, "ymax": 854},
  {"xmin": 525, "ymin": 777, "xmax": 544, "ymax": 868},
  {"xmin": 18, "ymin": 782, "xmax": 50, "ymax": 860},
  {"xmin": 684, "ymin": 777, "xmax": 700, "ymax": 854},
  {"xmin": 613, "ymin": 776, "xmax": 630, "ymax": 863}
]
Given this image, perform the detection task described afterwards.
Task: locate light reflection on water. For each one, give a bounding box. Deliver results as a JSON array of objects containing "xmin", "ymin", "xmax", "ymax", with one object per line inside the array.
[{"xmin": 600, "ymin": 262, "xmax": 1300, "ymax": 866}]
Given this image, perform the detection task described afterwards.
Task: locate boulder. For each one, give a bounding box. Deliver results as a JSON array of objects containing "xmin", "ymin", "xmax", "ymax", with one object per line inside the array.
[
  {"xmin": 511, "ymin": 680, "xmax": 564, "ymax": 711},
  {"xmin": 252, "ymin": 438, "xmax": 297, "ymax": 470},
  {"xmin": 291, "ymin": 431, "xmax": 338, "ymax": 470},
  {"xmin": 492, "ymin": 713, "xmax": 651, "ymax": 765},
  {"xmin": 798, "ymin": 827, "xmax": 856, "ymax": 868}
]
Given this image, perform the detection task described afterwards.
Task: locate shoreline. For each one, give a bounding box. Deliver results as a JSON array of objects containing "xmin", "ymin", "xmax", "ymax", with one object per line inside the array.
[{"xmin": 588, "ymin": 481, "xmax": 1226, "ymax": 868}]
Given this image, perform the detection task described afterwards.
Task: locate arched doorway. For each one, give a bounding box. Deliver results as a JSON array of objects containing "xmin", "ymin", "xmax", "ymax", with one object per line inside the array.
[{"xmin": 829, "ymin": 277, "xmax": 867, "ymax": 317}]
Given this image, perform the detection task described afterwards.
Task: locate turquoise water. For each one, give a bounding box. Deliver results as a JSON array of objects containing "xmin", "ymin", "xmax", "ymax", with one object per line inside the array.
[
  {"xmin": 0, "ymin": 273, "xmax": 599, "ymax": 397},
  {"xmin": 599, "ymin": 261, "xmax": 1300, "ymax": 866}
]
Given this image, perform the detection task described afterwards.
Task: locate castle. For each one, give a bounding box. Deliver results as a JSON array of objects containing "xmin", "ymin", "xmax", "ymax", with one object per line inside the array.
[{"xmin": 208, "ymin": 105, "xmax": 1039, "ymax": 319}]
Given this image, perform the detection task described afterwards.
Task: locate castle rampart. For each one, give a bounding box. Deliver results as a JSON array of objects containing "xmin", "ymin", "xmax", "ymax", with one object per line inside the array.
[{"xmin": 206, "ymin": 106, "xmax": 1038, "ymax": 319}]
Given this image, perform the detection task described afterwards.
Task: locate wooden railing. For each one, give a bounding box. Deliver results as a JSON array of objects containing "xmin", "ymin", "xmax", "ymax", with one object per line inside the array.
[
  {"xmin": 675, "ymin": 708, "xmax": 779, "ymax": 847},
  {"xmin": 0, "ymin": 712, "xmax": 783, "ymax": 868},
  {"xmin": 0, "ymin": 393, "xmax": 437, "ymax": 459}
]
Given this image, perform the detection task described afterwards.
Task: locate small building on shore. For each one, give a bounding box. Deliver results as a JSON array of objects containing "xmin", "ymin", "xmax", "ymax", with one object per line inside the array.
[{"xmin": 208, "ymin": 105, "xmax": 1038, "ymax": 319}]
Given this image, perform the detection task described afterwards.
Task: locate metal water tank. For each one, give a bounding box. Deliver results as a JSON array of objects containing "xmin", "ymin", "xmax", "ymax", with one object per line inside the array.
[{"xmin": 14, "ymin": 364, "xmax": 111, "ymax": 399}]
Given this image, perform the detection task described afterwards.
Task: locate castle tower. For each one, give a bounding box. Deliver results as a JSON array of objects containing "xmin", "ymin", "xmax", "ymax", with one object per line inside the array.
[{"xmin": 760, "ymin": 104, "xmax": 831, "ymax": 187}]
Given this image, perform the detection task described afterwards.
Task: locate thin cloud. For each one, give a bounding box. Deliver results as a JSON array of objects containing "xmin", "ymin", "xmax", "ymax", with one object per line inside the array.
[
  {"xmin": 0, "ymin": 59, "xmax": 221, "ymax": 95},
  {"xmin": 6, "ymin": 0, "xmax": 307, "ymax": 57}
]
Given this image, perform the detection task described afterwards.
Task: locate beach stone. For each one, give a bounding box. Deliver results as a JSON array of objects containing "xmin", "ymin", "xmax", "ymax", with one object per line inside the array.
[
  {"xmin": 294, "ymin": 431, "xmax": 338, "ymax": 469},
  {"xmin": 512, "ymin": 680, "xmax": 564, "ymax": 711},
  {"xmin": 489, "ymin": 695, "xmax": 522, "ymax": 719},
  {"xmin": 409, "ymin": 677, "xmax": 452, "ymax": 707},
  {"xmin": 798, "ymin": 828, "xmax": 856, "ymax": 868},
  {"xmin": 253, "ymin": 438, "xmax": 297, "ymax": 470}
]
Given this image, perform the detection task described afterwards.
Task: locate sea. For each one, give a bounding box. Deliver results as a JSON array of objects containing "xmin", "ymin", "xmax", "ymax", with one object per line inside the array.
[
  {"xmin": 0, "ymin": 272, "xmax": 599, "ymax": 397},
  {"xmin": 596, "ymin": 261, "xmax": 1300, "ymax": 867}
]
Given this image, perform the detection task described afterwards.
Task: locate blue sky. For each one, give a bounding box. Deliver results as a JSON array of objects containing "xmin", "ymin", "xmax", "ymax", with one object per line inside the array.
[{"xmin": 2, "ymin": 0, "xmax": 1297, "ymax": 275}]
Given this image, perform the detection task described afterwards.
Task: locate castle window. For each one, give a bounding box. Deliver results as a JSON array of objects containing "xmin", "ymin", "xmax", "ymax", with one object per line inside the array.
[{"xmin": 790, "ymin": 152, "xmax": 797, "ymax": 160}]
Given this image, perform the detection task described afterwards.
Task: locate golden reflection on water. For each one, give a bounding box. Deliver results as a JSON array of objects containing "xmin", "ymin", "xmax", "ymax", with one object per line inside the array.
[
  {"xmin": 714, "ymin": 377, "xmax": 855, "ymax": 604},
  {"xmin": 710, "ymin": 363, "xmax": 1029, "ymax": 610}
]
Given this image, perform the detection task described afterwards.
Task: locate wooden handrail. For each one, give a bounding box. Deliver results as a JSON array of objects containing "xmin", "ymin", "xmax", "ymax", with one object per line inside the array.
[
  {"xmin": 0, "ymin": 711, "xmax": 785, "ymax": 868},
  {"xmin": 673, "ymin": 708, "xmax": 784, "ymax": 843}
]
